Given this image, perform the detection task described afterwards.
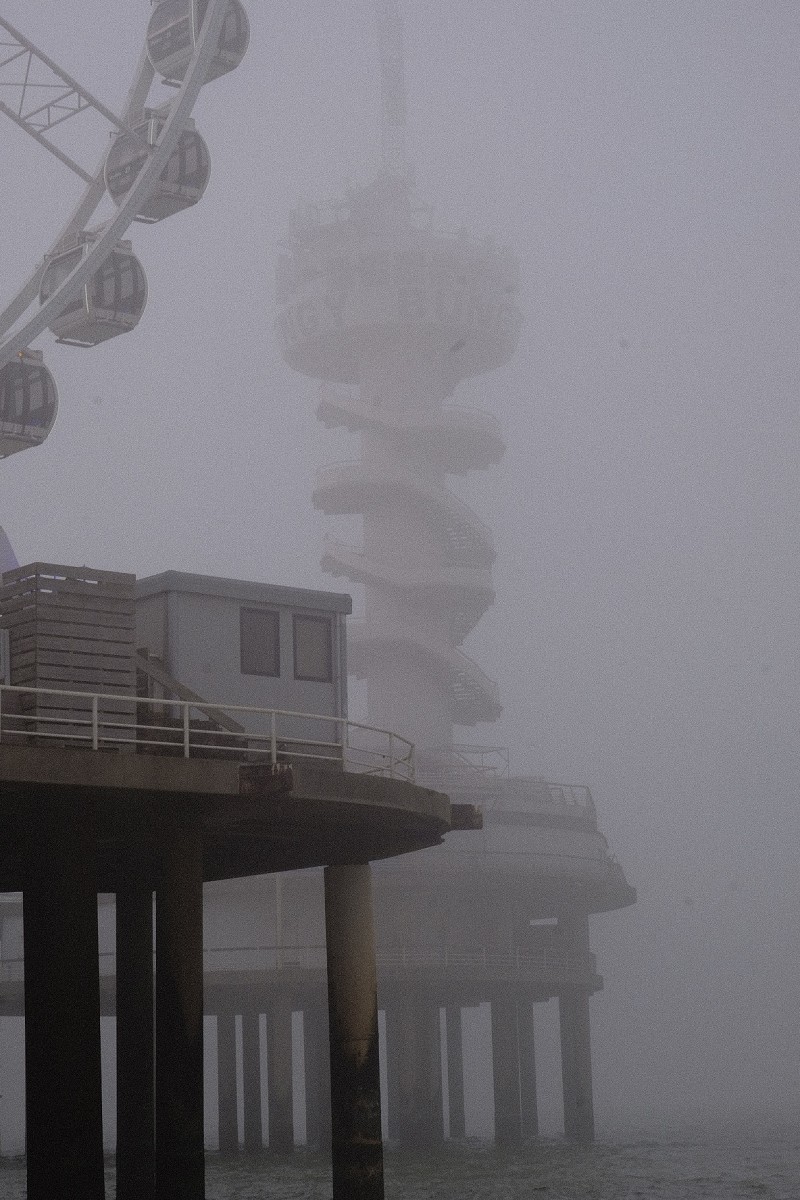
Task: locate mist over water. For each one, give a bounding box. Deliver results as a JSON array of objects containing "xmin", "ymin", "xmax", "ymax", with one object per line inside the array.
[
  {"xmin": 0, "ymin": 0, "xmax": 799, "ymax": 1182},
  {"xmin": 0, "ymin": 1135, "xmax": 797, "ymax": 1199}
]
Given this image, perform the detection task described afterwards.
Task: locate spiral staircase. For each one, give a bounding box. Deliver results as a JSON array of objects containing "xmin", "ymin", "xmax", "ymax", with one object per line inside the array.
[{"xmin": 278, "ymin": 174, "xmax": 521, "ymax": 751}]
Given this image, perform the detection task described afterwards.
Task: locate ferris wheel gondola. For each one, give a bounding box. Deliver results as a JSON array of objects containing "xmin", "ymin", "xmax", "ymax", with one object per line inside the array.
[
  {"xmin": 40, "ymin": 240, "xmax": 148, "ymax": 348},
  {"xmin": 105, "ymin": 114, "xmax": 211, "ymax": 222},
  {"xmin": 146, "ymin": 0, "xmax": 250, "ymax": 85},
  {"xmin": 0, "ymin": 350, "xmax": 58, "ymax": 458}
]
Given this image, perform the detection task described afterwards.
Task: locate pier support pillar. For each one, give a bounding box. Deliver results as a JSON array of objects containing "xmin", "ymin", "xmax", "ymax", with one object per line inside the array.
[
  {"xmin": 304, "ymin": 1000, "xmax": 332, "ymax": 1151},
  {"xmin": 242, "ymin": 1011, "xmax": 263, "ymax": 1150},
  {"xmin": 324, "ymin": 863, "xmax": 383, "ymax": 1200},
  {"xmin": 267, "ymin": 998, "xmax": 294, "ymax": 1152},
  {"xmin": 386, "ymin": 992, "xmax": 443, "ymax": 1147},
  {"xmin": 491, "ymin": 994, "xmax": 522, "ymax": 1147},
  {"xmin": 23, "ymin": 794, "xmax": 105, "ymax": 1200},
  {"xmin": 155, "ymin": 830, "xmax": 205, "ymax": 1200},
  {"xmin": 558, "ymin": 911, "xmax": 595, "ymax": 1143},
  {"xmin": 559, "ymin": 988, "xmax": 594, "ymax": 1142},
  {"xmin": 217, "ymin": 1013, "xmax": 238, "ymax": 1153},
  {"xmin": 518, "ymin": 1000, "xmax": 539, "ymax": 1140},
  {"xmin": 116, "ymin": 875, "xmax": 155, "ymax": 1200},
  {"xmin": 445, "ymin": 1004, "xmax": 465, "ymax": 1139}
]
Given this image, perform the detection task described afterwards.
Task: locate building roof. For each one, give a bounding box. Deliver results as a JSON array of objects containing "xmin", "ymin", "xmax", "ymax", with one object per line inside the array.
[{"xmin": 135, "ymin": 570, "xmax": 352, "ymax": 614}]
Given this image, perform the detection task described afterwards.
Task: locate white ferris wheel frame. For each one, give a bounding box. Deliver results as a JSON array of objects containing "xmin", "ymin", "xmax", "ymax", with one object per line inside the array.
[{"xmin": 0, "ymin": 0, "xmax": 233, "ymax": 369}]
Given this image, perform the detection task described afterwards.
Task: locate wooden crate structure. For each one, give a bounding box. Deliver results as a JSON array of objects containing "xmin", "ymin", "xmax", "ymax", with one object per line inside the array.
[{"xmin": 0, "ymin": 563, "xmax": 136, "ymax": 747}]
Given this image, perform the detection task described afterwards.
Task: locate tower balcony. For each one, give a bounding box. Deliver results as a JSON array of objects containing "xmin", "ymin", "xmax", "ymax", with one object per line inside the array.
[
  {"xmin": 316, "ymin": 386, "xmax": 506, "ymax": 474},
  {"xmin": 313, "ymin": 461, "xmax": 495, "ymax": 569},
  {"xmin": 347, "ymin": 622, "xmax": 502, "ymax": 727},
  {"xmin": 321, "ymin": 537, "xmax": 494, "ymax": 643}
]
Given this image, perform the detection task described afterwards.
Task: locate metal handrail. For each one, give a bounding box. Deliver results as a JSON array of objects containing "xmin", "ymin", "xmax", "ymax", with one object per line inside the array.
[
  {"xmin": 322, "ymin": 537, "xmax": 494, "ymax": 593},
  {"xmin": 0, "ymin": 945, "xmax": 597, "ymax": 983},
  {"xmin": 314, "ymin": 461, "xmax": 495, "ymax": 557},
  {"xmin": 0, "ymin": 684, "xmax": 415, "ymax": 781}
]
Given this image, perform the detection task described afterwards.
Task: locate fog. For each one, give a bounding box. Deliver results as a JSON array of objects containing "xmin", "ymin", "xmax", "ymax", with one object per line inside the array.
[{"xmin": 1, "ymin": 0, "xmax": 799, "ymax": 1135}]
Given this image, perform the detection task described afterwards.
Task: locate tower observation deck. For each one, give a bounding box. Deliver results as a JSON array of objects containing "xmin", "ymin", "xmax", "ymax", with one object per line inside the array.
[{"xmin": 277, "ymin": 176, "xmax": 521, "ymax": 750}]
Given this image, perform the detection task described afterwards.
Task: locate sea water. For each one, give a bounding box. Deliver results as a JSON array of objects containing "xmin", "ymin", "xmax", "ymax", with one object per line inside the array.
[{"xmin": 0, "ymin": 1130, "xmax": 798, "ymax": 1200}]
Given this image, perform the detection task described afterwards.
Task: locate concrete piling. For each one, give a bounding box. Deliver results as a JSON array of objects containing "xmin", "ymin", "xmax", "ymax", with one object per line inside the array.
[
  {"xmin": 559, "ymin": 989, "xmax": 595, "ymax": 1143},
  {"xmin": 518, "ymin": 1001, "xmax": 539, "ymax": 1140},
  {"xmin": 324, "ymin": 863, "xmax": 384, "ymax": 1200},
  {"xmin": 23, "ymin": 793, "xmax": 105, "ymax": 1200},
  {"xmin": 267, "ymin": 998, "xmax": 294, "ymax": 1152},
  {"xmin": 491, "ymin": 995, "xmax": 522, "ymax": 1147},
  {"xmin": 116, "ymin": 875, "xmax": 156, "ymax": 1199},
  {"xmin": 242, "ymin": 1012, "xmax": 263, "ymax": 1150},
  {"xmin": 155, "ymin": 830, "xmax": 205, "ymax": 1200},
  {"xmin": 217, "ymin": 1013, "xmax": 238, "ymax": 1153},
  {"xmin": 445, "ymin": 1004, "xmax": 466, "ymax": 1139}
]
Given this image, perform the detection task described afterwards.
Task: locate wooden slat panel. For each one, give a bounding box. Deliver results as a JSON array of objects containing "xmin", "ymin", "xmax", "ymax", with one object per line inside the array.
[
  {"xmin": 1, "ymin": 603, "xmax": 135, "ymax": 631},
  {"xmin": 2, "ymin": 607, "xmax": 134, "ymax": 633},
  {"xmin": 0, "ymin": 576, "xmax": 134, "ymax": 605},
  {"xmin": 17, "ymin": 649, "xmax": 137, "ymax": 673},
  {"xmin": 10, "ymin": 633, "xmax": 134, "ymax": 659},
  {"xmin": 2, "ymin": 563, "xmax": 136, "ymax": 701},
  {"xmin": 4, "ymin": 618, "xmax": 134, "ymax": 644},
  {"xmin": 9, "ymin": 668, "xmax": 37, "ymax": 686},
  {"xmin": 35, "ymin": 665, "xmax": 135, "ymax": 687},
  {"xmin": 0, "ymin": 592, "xmax": 134, "ymax": 620}
]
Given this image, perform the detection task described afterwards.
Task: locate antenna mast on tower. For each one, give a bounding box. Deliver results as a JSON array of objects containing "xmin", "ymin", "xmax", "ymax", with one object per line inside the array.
[{"xmin": 376, "ymin": 0, "xmax": 410, "ymax": 180}]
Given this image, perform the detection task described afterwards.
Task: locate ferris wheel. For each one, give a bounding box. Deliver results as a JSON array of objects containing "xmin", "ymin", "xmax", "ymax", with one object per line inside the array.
[{"xmin": 0, "ymin": 0, "xmax": 249, "ymax": 460}]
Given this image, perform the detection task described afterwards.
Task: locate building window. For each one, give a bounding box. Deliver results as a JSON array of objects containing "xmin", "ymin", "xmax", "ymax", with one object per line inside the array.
[
  {"xmin": 293, "ymin": 614, "xmax": 332, "ymax": 682},
  {"xmin": 240, "ymin": 608, "xmax": 280, "ymax": 677}
]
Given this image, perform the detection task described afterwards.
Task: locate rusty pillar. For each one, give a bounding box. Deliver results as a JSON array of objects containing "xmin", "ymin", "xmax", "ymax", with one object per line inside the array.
[
  {"xmin": 217, "ymin": 1013, "xmax": 238, "ymax": 1153},
  {"xmin": 267, "ymin": 997, "xmax": 294, "ymax": 1152},
  {"xmin": 324, "ymin": 863, "xmax": 383, "ymax": 1200},
  {"xmin": 155, "ymin": 830, "xmax": 205, "ymax": 1200},
  {"xmin": 242, "ymin": 1012, "xmax": 263, "ymax": 1150},
  {"xmin": 445, "ymin": 1004, "xmax": 465, "ymax": 1139},
  {"xmin": 23, "ymin": 793, "xmax": 105, "ymax": 1200},
  {"xmin": 116, "ymin": 876, "xmax": 155, "ymax": 1200}
]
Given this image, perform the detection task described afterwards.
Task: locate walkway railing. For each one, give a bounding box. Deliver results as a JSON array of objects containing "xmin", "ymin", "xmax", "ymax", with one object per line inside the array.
[
  {"xmin": 0, "ymin": 945, "xmax": 597, "ymax": 984},
  {"xmin": 0, "ymin": 684, "xmax": 415, "ymax": 780}
]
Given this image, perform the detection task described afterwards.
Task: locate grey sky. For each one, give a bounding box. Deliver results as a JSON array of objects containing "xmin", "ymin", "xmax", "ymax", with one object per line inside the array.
[{"xmin": 1, "ymin": 0, "xmax": 799, "ymax": 1129}]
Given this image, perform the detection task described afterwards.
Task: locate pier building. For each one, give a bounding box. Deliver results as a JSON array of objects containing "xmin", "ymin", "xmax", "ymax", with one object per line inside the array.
[{"xmin": 0, "ymin": 560, "xmax": 470, "ymax": 1200}]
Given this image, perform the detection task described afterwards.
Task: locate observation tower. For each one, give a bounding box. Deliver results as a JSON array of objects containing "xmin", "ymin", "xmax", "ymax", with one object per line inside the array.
[
  {"xmin": 277, "ymin": 5, "xmax": 520, "ymax": 756},
  {"xmin": 276, "ymin": 0, "xmax": 636, "ymax": 1148}
]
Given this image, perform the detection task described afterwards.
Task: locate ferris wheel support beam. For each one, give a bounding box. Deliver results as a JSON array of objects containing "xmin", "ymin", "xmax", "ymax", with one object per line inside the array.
[
  {"xmin": 0, "ymin": 16, "xmax": 147, "ymax": 145},
  {"xmin": 0, "ymin": 47, "xmax": 155, "ymax": 343},
  {"xmin": 0, "ymin": 101, "xmax": 95, "ymax": 182},
  {"xmin": 0, "ymin": 2, "xmax": 228, "ymax": 369}
]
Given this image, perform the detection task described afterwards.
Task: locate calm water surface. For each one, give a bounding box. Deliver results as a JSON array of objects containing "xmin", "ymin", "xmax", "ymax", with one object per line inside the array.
[{"xmin": 0, "ymin": 1133, "xmax": 797, "ymax": 1199}]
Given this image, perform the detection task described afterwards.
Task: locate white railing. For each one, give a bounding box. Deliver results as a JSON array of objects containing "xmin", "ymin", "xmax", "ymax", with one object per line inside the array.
[
  {"xmin": 322, "ymin": 537, "xmax": 494, "ymax": 595},
  {"xmin": 0, "ymin": 945, "xmax": 596, "ymax": 984},
  {"xmin": 313, "ymin": 461, "xmax": 496, "ymax": 564},
  {"xmin": 198, "ymin": 944, "xmax": 595, "ymax": 979},
  {"xmin": 0, "ymin": 684, "xmax": 415, "ymax": 781}
]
